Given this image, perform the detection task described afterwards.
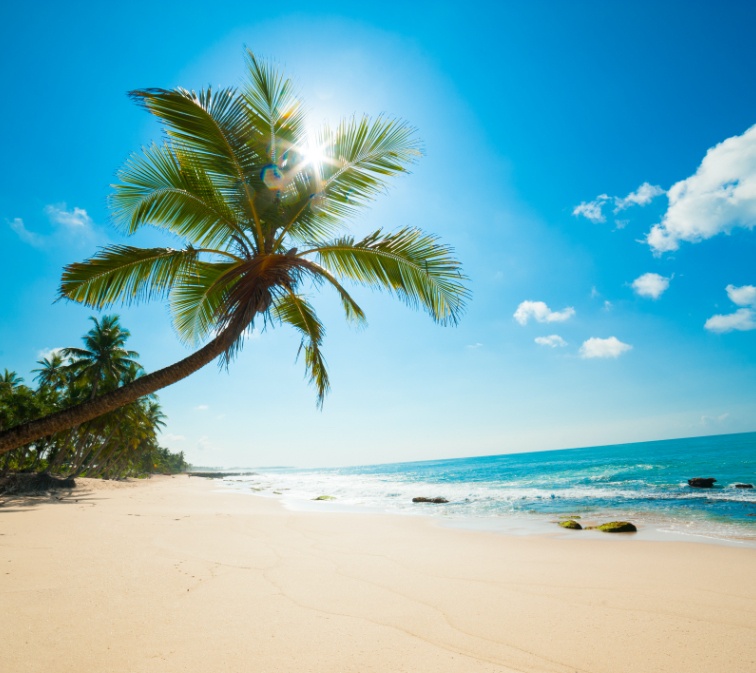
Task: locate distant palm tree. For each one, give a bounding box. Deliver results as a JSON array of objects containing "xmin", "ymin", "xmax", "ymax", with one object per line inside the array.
[
  {"xmin": 62, "ymin": 315, "xmax": 141, "ymax": 399},
  {"xmin": 0, "ymin": 50, "xmax": 469, "ymax": 454},
  {"xmin": 32, "ymin": 352, "xmax": 69, "ymax": 392},
  {"xmin": 0, "ymin": 370, "xmax": 24, "ymax": 396}
]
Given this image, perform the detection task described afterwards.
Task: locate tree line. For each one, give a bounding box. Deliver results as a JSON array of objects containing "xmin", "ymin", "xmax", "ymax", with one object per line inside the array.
[{"xmin": 0, "ymin": 315, "xmax": 187, "ymax": 483}]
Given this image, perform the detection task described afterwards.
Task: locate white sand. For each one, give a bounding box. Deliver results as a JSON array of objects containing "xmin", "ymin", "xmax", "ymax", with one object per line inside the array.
[{"xmin": 1, "ymin": 475, "xmax": 754, "ymax": 673}]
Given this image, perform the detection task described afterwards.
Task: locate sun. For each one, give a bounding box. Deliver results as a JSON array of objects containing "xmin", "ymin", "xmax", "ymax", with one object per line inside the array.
[
  {"xmin": 300, "ymin": 141, "xmax": 327, "ymax": 169},
  {"xmin": 297, "ymin": 130, "xmax": 329, "ymax": 172}
]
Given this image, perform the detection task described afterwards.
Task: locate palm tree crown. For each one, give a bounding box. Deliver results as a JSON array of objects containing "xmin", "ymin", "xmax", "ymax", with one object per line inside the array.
[
  {"xmin": 32, "ymin": 352, "xmax": 68, "ymax": 392},
  {"xmin": 62, "ymin": 315, "xmax": 141, "ymax": 400},
  {"xmin": 0, "ymin": 50, "xmax": 468, "ymax": 455}
]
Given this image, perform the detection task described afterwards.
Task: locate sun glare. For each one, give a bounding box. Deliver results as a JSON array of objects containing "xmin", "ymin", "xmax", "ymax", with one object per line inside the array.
[
  {"xmin": 300, "ymin": 142, "xmax": 327, "ymax": 169},
  {"xmin": 298, "ymin": 130, "xmax": 329, "ymax": 171}
]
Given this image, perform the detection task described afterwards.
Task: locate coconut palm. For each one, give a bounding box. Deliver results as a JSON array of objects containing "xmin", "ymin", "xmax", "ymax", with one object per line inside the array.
[
  {"xmin": 32, "ymin": 352, "xmax": 69, "ymax": 393},
  {"xmin": 0, "ymin": 370, "xmax": 24, "ymax": 396},
  {"xmin": 0, "ymin": 50, "xmax": 468, "ymax": 455},
  {"xmin": 62, "ymin": 315, "xmax": 141, "ymax": 400}
]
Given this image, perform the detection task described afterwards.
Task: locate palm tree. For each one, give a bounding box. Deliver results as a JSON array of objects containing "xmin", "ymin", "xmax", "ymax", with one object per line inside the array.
[
  {"xmin": 0, "ymin": 370, "xmax": 24, "ymax": 396},
  {"xmin": 62, "ymin": 315, "xmax": 141, "ymax": 399},
  {"xmin": 32, "ymin": 352, "xmax": 69, "ymax": 393},
  {"xmin": 0, "ymin": 50, "xmax": 469, "ymax": 455}
]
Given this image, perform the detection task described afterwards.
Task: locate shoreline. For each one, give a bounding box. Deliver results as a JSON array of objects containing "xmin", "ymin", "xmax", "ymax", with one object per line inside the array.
[
  {"xmin": 219, "ymin": 479, "xmax": 756, "ymax": 549},
  {"xmin": 2, "ymin": 474, "xmax": 755, "ymax": 672}
]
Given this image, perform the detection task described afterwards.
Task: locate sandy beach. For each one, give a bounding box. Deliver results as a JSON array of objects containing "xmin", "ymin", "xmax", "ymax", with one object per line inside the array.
[{"xmin": 1, "ymin": 475, "xmax": 754, "ymax": 673}]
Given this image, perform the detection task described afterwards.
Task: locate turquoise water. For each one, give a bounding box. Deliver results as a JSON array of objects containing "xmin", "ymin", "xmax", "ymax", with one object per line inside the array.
[{"xmin": 226, "ymin": 432, "xmax": 756, "ymax": 542}]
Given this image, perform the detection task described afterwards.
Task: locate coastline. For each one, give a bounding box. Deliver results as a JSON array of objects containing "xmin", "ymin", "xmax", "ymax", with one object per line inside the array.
[
  {"xmin": 2, "ymin": 475, "xmax": 755, "ymax": 673},
  {"xmin": 221, "ymin": 479, "xmax": 756, "ymax": 549},
  {"xmin": 216, "ymin": 432, "xmax": 756, "ymax": 547}
]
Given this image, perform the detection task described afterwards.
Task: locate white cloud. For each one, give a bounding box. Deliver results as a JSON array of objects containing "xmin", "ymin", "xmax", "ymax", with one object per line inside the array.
[
  {"xmin": 704, "ymin": 308, "xmax": 756, "ymax": 333},
  {"xmin": 574, "ymin": 182, "xmax": 664, "ymax": 224},
  {"xmin": 513, "ymin": 301, "xmax": 575, "ymax": 326},
  {"xmin": 603, "ymin": 300, "xmax": 613, "ymax": 311},
  {"xmin": 162, "ymin": 433, "xmax": 186, "ymax": 442},
  {"xmin": 44, "ymin": 203, "xmax": 93, "ymax": 231},
  {"xmin": 8, "ymin": 217, "xmax": 44, "ymax": 247},
  {"xmin": 614, "ymin": 182, "xmax": 665, "ymax": 211},
  {"xmin": 535, "ymin": 335, "xmax": 567, "ymax": 348},
  {"xmin": 701, "ymin": 412, "xmax": 730, "ymax": 426},
  {"xmin": 632, "ymin": 272, "xmax": 671, "ymax": 299},
  {"xmin": 579, "ymin": 337, "xmax": 632, "ymax": 359},
  {"xmin": 704, "ymin": 283, "xmax": 756, "ymax": 332},
  {"xmin": 8, "ymin": 204, "xmax": 97, "ymax": 249},
  {"xmin": 726, "ymin": 283, "xmax": 756, "ymax": 306},
  {"xmin": 197, "ymin": 435, "xmax": 217, "ymax": 452},
  {"xmin": 194, "ymin": 404, "xmax": 209, "ymax": 411},
  {"xmin": 572, "ymin": 195, "xmax": 610, "ymax": 223},
  {"xmin": 466, "ymin": 342, "xmax": 483, "ymax": 349},
  {"xmin": 646, "ymin": 124, "xmax": 756, "ymax": 253},
  {"xmin": 36, "ymin": 347, "xmax": 65, "ymax": 361}
]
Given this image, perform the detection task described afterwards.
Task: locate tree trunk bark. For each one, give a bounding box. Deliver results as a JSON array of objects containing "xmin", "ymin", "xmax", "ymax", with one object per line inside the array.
[{"xmin": 0, "ymin": 328, "xmax": 238, "ymax": 456}]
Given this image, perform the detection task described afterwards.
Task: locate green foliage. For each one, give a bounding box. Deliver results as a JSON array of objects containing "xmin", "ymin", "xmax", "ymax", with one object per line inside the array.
[
  {"xmin": 59, "ymin": 50, "xmax": 469, "ymax": 405},
  {"xmin": 0, "ymin": 316, "xmax": 185, "ymax": 481}
]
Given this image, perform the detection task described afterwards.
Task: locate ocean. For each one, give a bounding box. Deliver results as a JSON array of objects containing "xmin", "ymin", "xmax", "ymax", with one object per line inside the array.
[{"xmin": 221, "ymin": 432, "xmax": 756, "ymax": 544}]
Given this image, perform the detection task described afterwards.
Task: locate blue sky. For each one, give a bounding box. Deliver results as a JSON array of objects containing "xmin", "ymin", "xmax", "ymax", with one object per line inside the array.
[{"xmin": 2, "ymin": 2, "xmax": 755, "ymax": 466}]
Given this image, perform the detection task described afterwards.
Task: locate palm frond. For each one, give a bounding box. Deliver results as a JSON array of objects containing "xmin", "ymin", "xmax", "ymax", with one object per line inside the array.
[
  {"xmin": 280, "ymin": 116, "xmax": 421, "ymax": 243},
  {"xmin": 129, "ymin": 86, "xmax": 259, "ymax": 182},
  {"xmin": 325, "ymin": 116, "xmax": 421, "ymax": 206},
  {"xmin": 60, "ymin": 246, "xmax": 202, "ymax": 309},
  {"xmin": 170, "ymin": 260, "xmax": 240, "ymax": 346},
  {"xmin": 303, "ymin": 227, "xmax": 469, "ymax": 325},
  {"xmin": 272, "ymin": 292, "xmax": 330, "ymax": 406},
  {"xmin": 110, "ymin": 143, "xmax": 254, "ymax": 252},
  {"xmin": 241, "ymin": 50, "xmax": 307, "ymax": 160},
  {"xmin": 270, "ymin": 174, "xmax": 346, "ymax": 247},
  {"xmin": 129, "ymin": 87, "xmax": 265, "ymax": 247},
  {"xmin": 298, "ymin": 259, "xmax": 367, "ymax": 326}
]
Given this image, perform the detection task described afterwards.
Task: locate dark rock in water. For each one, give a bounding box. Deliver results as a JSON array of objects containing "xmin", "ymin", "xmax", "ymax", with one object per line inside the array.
[
  {"xmin": 735, "ymin": 483, "xmax": 754, "ymax": 489},
  {"xmin": 559, "ymin": 519, "xmax": 582, "ymax": 530},
  {"xmin": 688, "ymin": 477, "xmax": 717, "ymax": 488},
  {"xmin": 592, "ymin": 521, "xmax": 637, "ymax": 533},
  {"xmin": 412, "ymin": 496, "xmax": 449, "ymax": 504}
]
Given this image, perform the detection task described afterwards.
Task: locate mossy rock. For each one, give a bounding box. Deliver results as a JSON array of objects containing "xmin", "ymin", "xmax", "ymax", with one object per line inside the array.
[
  {"xmin": 592, "ymin": 521, "xmax": 637, "ymax": 533},
  {"xmin": 313, "ymin": 495, "xmax": 336, "ymax": 501},
  {"xmin": 558, "ymin": 514, "xmax": 581, "ymax": 520},
  {"xmin": 558, "ymin": 519, "xmax": 582, "ymax": 530}
]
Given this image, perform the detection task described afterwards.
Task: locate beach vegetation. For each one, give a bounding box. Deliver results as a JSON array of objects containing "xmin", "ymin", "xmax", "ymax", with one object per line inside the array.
[
  {"xmin": 0, "ymin": 50, "xmax": 468, "ymax": 455},
  {"xmin": 0, "ymin": 316, "xmax": 187, "ymax": 489}
]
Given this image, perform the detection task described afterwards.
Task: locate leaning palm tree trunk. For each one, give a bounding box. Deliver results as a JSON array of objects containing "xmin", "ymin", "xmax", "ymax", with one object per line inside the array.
[
  {"xmin": 0, "ymin": 327, "xmax": 236, "ymax": 455},
  {"xmin": 0, "ymin": 52, "xmax": 469, "ymax": 458}
]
